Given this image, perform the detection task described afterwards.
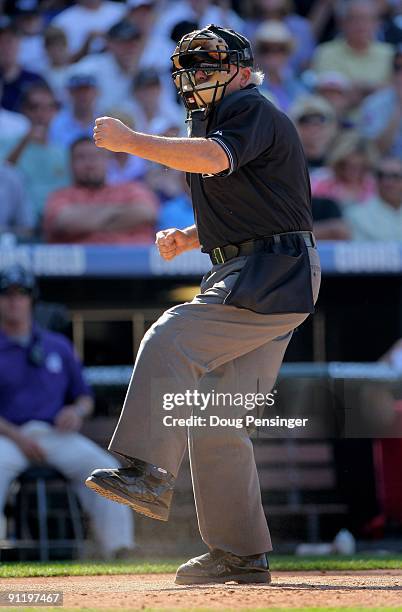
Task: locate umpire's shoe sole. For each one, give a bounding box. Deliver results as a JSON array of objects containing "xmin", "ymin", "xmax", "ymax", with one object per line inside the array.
[
  {"xmin": 174, "ymin": 550, "xmax": 271, "ymax": 585},
  {"xmin": 85, "ymin": 468, "xmax": 173, "ymax": 522}
]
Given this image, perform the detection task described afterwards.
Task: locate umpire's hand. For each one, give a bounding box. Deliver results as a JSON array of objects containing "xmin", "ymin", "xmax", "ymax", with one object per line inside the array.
[
  {"xmin": 156, "ymin": 228, "xmax": 193, "ymax": 261},
  {"xmin": 93, "ymin": 116, "xmax": 131, "ymax": 152}
]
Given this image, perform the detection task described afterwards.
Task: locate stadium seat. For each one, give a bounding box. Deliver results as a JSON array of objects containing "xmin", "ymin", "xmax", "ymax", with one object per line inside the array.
[{"xmin": 5, "ymin": 465, "xmax": 85, "ymax": 561}]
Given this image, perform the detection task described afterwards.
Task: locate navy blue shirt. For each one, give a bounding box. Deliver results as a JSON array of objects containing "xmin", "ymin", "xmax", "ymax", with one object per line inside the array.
[
  {"xmin": 187, "ymin": 85, "xmax": 313, "ymax": 252},
  {"xmin": 1, "ymin": 69, "xmax": 46, "ymax": 112},
  {"xmin": 0, "ymin": 325, "xmax": 91, "ymax": 425}
]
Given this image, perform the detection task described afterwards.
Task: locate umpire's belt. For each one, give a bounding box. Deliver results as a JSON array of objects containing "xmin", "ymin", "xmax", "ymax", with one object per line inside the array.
[{"xmin": 208, "ymin": 231, "xmax": 316, "ymax": 265}]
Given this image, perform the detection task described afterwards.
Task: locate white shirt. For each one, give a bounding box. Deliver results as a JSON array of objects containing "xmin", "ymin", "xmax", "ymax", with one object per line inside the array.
[{"xmin": 52, "ymin": 1, "xmax": 126, "ymax": 54}]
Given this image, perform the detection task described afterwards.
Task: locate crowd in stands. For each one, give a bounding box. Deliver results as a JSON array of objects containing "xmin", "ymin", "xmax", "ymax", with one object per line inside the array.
[{"xmin": 1, "ymin": 0, "xmax": 402, "ymax": 245}]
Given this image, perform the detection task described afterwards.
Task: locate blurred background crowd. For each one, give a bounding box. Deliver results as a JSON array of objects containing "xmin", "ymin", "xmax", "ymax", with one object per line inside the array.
[
  {"xmin": 3, "ymin": 0, "xmax": 402, "ymax": 560},
  {"xmin": 0, "ymin": 0, "xmax": 402, "ymax": 245}
]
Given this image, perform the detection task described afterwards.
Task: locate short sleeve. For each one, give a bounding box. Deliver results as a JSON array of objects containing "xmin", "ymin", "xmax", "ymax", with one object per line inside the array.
[
  {"xmin": 11, "ymin": 167, "xmax": 35, "ymax": 229},
  {"xmin": 206, "ymin": 97, "xmax": 274, "ymax": 174}
]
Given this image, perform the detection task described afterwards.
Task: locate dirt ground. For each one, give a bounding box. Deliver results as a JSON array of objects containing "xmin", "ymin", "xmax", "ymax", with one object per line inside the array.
[{"xmin": 1, "ymin": 571, "xmax": 402, "ymax": 609}]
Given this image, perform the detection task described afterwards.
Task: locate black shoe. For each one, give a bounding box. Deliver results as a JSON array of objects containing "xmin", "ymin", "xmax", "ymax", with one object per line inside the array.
[
  {"xmin": 85, "ymin": 461, "xmax": 175, "ymax": 522},
  {"xmin": 175, "ymin": 549, "xmax": 271, "ymax": 585}
]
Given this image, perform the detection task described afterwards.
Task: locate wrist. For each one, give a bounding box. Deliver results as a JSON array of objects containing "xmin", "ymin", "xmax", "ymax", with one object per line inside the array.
[
  {"xmin": 183, "ymin": 226, "xmax": 198, "ymax": 247},
  {"xmin": 122, "ymin": 127, "xmax": 136, "ymax": 154},
  {"xmin": 9, "ymin": 428, "xmax": 24, "ymax": 444},
  {"xmin": 72, "ymin": 403, "xmax": 87, "ymax": 418}
]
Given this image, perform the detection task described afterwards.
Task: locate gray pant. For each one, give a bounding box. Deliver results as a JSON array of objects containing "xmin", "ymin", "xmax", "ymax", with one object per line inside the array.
[{"xmin": 109, "ymin": 246, "xmax": 321, "ymax": 555}]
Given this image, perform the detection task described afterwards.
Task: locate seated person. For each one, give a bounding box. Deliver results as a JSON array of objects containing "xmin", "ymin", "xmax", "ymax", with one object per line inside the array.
[
  {"xmin": 312, "ymin": 0, "xmax": 393, "ymax": 103},
  {"xmin": 49, "ymin": 73, "xmax": 100, "ymax": 149},
  {"xmin": 254, "ymin": 21, "xmax": 306, "ymax": 113},
  {"xmin": 345, "ymin": 157, "xmax": 402, "ymax": 240},
  {"xmin": 0, "ymin": 265, "xmax": 135, "ymax": 557},
  {"xmin": 314, "ymin": 72, "xmax": 355, "ymax": 130},
  {"xmin": 0, "ymin": 161, "xmax": 34, "ymax": 240},
  {"xmin": 0, "ymin": 83, "xmax": 69, "ymax": 225},
  {"xmin": 358, "ymin": 46, "xmax": 402, "ymax": 158},
  {"xmin": 0, "ymin": 16, "xmax": 45, "ymax": 112},
  {"xmin": 290, "ymin": 95, "xmax": 338, "ymax": 171},
  {"xmin": 43, "ymin": 136, "xmax": 158, "ymax": 244},
  {"xmin": 311, "ymin": 131, "xmax": 377, "ymax": 208}
]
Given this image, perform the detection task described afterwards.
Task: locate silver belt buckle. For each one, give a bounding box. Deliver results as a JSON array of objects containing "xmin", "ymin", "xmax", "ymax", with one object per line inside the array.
[{"xmin": 213, "ymin": 247, "xmax": 225, "ymax": 264}]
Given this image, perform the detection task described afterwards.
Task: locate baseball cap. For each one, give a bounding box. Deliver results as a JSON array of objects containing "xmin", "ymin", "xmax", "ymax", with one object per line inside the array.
[
  {"xmin": 13, "ymin": 0, "xmax": 40, "ymax": 15},
  {"xmin": 108, "ymin": 20, "xmax": 141, "ymax": 41},
  {"xmin": 68, "ymin": 74, "xmax": 98, "ymax": 89},
  {"xmin": 290, "ymin": 95, "xmax": 336, "ymax": 123},
  {"xmin": 255, "ymin": 20, "xmax": 294, "ymax": 50},
  {"xmin": 127, "ymin": 0, "xmax": 155, "ymax": 8},
  {"xmin": 133, "ymin": 68, "xmax": 161, "ymax": 89},
  {"xmin": 315, "ymin": 71, "xmax": 351, "ymax": 92},
  {"xmin": 0, "ymin": 265, "xmax": 36, "ymax": 294}
]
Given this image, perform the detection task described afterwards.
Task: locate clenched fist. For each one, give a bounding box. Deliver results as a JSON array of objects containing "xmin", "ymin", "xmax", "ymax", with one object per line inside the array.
[
  {"xmin": 93, "ymin": 116, "xmax": 132, "ymax": 152},
  {"xmin": 156, "ymin": 228, "xmax": 194, "ymax": 261}
]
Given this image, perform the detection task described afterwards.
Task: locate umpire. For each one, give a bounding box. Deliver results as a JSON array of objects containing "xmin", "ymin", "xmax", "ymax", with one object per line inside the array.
[{"xmin": 86, "ymin": 24, "xmax": 321, "ymax": 585}]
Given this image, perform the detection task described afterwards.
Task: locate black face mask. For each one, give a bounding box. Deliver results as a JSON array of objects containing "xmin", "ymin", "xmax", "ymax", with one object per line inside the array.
[{"xmin": 171, "ymin": 25, "xmax": 254, "ymax": 112}]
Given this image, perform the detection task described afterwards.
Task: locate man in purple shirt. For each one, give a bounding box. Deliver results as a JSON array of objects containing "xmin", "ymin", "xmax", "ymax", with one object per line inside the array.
[{"xmin": 0, "ymin": 265, "xmax": 134, "ymax": 557}]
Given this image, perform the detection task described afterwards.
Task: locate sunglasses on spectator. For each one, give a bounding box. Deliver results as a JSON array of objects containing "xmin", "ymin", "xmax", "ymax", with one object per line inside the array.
[
  {"xmin": 298, "ymin": 114, "xmax": 329, "ymax": 125},
  {"xmin": 257, "ymin": 44, "xmax": 290, "ymax": 55},
  {"xmin": 28, "ymin": 102, "xmax": 58, "ymax": 111},
  {"xmin": 376, "ymin": 170, "xmax": 402, "ymax": 180},
  {"xmin": 0, "ymin": 286, "xmax": 32, "ymax": 296}
]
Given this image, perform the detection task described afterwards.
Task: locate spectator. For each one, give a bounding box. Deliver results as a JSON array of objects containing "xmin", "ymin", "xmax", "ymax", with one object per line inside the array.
[
  {"xmin": 254, "ymin": 20, "xmax": 306, "ymax": 112},
  {"xmin": 312, "ymin": 196, "xmax": 352, "ymax": 240},
  {"xmin": 290, "ymin": 95, "xmax": 338, "ymax": 170},
  {"xmin": 0, "ymin": 16, "xmax": 45, "ymax": 112},
  {"xmin": 127, "ymin": 0, "xmax": 158, "ymax": 34},
  {"xmin": 51, "ymin": 0, "xmax": 125, "ymax": 58},
  {"xmin": 76, "ymin": 20, "xmax": 144, "ymax": 112},
  {"xmin": 311, "ymin": 132, "xmax": 377, "ymax": 207},
  {"xmin": 346, "ymin": 157, "xmax": 402, "ymax": 240},
  {"xmin": 245, "ymin": 0, "xmax": 316, "ymax": 72},
  {"xmin": 49, "ymin": 74, "xmax": 99, "ymax": 148},
  {"xmin": 0, "ymin": 83, "xmax": 69, "ymax": 224},
  {"xmin": 312, "ymin": 0, "xmax": 394, "ymax": 102},
  {"xmin": 359, "ymin": 45, "xmax": 402, "ymax": 158},
  {"xmin": 13, "ymin": 0, "xmax": 48, "ymax": 74},
  {"xmin": 42, "ymin": 26, "xmax": 73, "ymax": 105},
  {"xmin": 0, "ymin": 162, "xmax": 34, "ymax": 239},
  {"xmin": 0, "ymin": 265, "xmax": 135, "ymax": 558},
  {"xmin": 126, "ymin": 1, "xmax": 169, "ymax": 71},
  {"xmin": 43, "ymin": 137, "xmax": 158, "ymax": 244},
  {"xmin": 155, "ymin": 0, "xmax": 245, "ymax": 52},
  {"xmin": 314, "ymin": 71, "xmax": 354, "ymax": 129},
  {"xmin": 124, "ymin": 68, "xmax": 183, "ymax": 134},
  {"xmin": 0, "ymin": 80, "xmax": 30, "ymax": 140}
]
